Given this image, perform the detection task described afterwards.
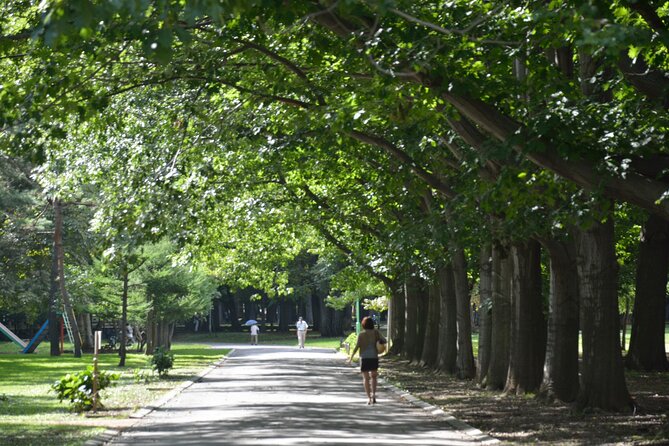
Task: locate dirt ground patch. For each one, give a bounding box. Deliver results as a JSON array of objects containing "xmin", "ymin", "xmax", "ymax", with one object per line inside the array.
[{"xmin": 381, "ymin": 357, "xmax": 669, "ymax": 445}]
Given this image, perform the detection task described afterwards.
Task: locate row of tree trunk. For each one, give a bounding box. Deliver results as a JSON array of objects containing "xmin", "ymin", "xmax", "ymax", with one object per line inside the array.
[{"xmin": 387, "ymin": 214, "xmax": 668, "ymax": 412}]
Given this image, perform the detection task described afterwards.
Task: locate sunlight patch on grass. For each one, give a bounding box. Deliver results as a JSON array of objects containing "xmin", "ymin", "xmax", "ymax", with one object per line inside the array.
[{"xmin": 0, "ymin": 342, "xmax": 228, "ymax": 446}]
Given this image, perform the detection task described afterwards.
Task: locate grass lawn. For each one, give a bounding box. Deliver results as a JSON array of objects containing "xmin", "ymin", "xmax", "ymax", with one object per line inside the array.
[
  {"xmin": 0, "ymin": 329, "xmax": 340, "ymax": 446},
  {"xmin": 0, "ymin": 342, "xmax": 230, "ymax": 446}
]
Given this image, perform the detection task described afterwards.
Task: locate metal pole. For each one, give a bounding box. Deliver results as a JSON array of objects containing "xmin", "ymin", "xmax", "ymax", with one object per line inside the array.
[
  {"xmin": 92, "ymin": 330, "xmax": 101, "ymax": 413},
  {"xmin": 355, "ymin": 298, "xmax": 361, "ymax": 335}
]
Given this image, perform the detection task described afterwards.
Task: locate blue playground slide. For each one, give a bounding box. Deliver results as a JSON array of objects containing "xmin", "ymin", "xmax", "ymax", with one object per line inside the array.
[{"xmin": 22, "ymin": 320, "xmax": 49, "ymax": 354}]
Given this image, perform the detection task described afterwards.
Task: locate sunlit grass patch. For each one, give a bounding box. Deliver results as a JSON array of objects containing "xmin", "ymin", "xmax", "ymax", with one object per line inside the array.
[{"xmin": 0, "ymin": 342, "xmax": 229, "ymax": 446}]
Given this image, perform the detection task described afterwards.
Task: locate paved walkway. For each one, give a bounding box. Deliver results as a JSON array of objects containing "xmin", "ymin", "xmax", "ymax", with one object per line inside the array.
[{"xmin": 107, "ymin": 345, "xmax": 498, "ymax": 446}]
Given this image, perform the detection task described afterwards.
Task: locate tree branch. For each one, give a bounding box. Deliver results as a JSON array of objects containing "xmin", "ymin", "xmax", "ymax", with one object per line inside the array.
[{"xmin": 347, "ymin": 129, "xmax": 456, "ymax": 198}]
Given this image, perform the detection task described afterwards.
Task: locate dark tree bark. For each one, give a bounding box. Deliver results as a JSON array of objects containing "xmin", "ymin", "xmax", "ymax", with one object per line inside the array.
[
  {"xmin": 487, "ymin": 242, "xmax": 511, "ymax": 390},
  {"xmin": 305, "ymin": 293, "xmax": 314, "ymax": 326},
  {"xmin": 420, "ymin": 279, "xmax": 441, "ymax": 367},
  {"xmin": 403, "ymin": 280, "xmax": 420, "ymax": 360},
  {"xmin": 389, "ymin": 283, "xmax": 405, "ymax": 355},
  {"xmin": 119, "ymin": 263, "xmax": 129, "ymax": 367},
  {"xmin": 505, "ymin": 240, "xmax": 547, "ymax": 395},
  {"xmin": 318, "ymin": 294, "xmax": 349, "ymax": 337},
  {"xmin": 576, "ymin": 217, "xmax": 633, "ymax": 411},
  {"xmin": 53, "ymin": 199, "xmax": 82, "ymax": 358},
  {"xmin": 78, "ymin": 313, "xmax": 93, "ymax": 352},
  {"xmin": 437, "ymin": 264, "xmax": 458, "ymax": 374},
  {"xmin": 146, "ymin": 297, "xmax": 155, "ymax": 355},
  {"xmin": 539, "ymin": 236, "xmax": 580, "ymax": 402},
  {"xmin": 410, "ymin": 276, "xmax": 428, "ymax": 363},
  {"xmin": 211, "ymin": 299, "xmax": 223, "ymax": 331},
  {"xmin": 477, "ymin": 244, "xmax": 492, "ymax": 384},
  {"xmin": 476, "ymin": 244, "xmax": 493, "ymax": 386},
  {"xmin": 453, "ymin": 246, "xmax": 476, "ymax": 378},
  {"xmin": 310, "ymin": 294, "xmax": 321, "ymax": 332},
  {"xmin": 626, "ymin": 213, "xmax": 669, "ymax": 371},
  {"xmin": 48, "ymin": 242, "xmax": 60, "ymax": 356},
  {"xmin": 278, "ymin": 298, "xmax": 291, "ymax": 332}
]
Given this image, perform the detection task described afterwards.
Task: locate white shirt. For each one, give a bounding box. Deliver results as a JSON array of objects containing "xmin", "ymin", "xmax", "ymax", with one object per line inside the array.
[
  {"xmin": 296, "ymin": 320, "xmax": 308, "ymax": 331},
  {"xmin": 250, "ymin": 325, "xmax": 259, "ymax": 335}
]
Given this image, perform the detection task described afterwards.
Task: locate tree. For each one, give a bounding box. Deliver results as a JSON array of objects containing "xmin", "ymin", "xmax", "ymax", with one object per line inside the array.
[{"xmin": 2, "ymin": 0, "xmax": 665, "ymax": 412}]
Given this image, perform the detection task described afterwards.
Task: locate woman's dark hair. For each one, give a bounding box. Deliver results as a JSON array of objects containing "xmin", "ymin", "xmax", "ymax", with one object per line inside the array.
[{"xmin": 361, "ymin": 316, "xmax": 375, "ymax": 330}]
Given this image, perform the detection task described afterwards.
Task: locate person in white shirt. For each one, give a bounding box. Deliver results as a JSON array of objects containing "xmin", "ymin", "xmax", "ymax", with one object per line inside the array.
[
  {"xmin": 296, "ymin": 317, "xmax": 308, "ymax": 348},
  {"xmin": 250, "ymin": 324, "xmax": 260, "ymax": 345},
  {"xmin": 125, "ymin": 323, "xmax": 135, "ymax": 346}
]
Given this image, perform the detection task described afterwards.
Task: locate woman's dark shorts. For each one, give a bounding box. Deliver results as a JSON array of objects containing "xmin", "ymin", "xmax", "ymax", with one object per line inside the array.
[{"xmin": 360, "ymin": 358, "xmax": 379, "ymax": 372}]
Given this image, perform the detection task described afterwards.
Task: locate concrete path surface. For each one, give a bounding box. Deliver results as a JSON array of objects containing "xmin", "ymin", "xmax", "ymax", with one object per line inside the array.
[{"xmin": 107, "ymin": 345, "xmax": 498, "ymax": 446}]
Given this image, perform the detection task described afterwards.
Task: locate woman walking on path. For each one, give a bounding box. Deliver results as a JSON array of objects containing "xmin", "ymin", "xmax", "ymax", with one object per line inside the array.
[{"xmin": 347, "ymin": 316, "xmax": 387, "ymax": 405}]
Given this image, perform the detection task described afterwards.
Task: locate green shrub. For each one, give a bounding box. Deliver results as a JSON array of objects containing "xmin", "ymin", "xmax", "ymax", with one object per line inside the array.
[
  {"xmin": 132, "ymin": 368, "xmax": 154, "ymax": 384},
  {"xmin": 51, "ymin": 366, "xmax": 119, "ymax": 412},
  {"xmin": 150, "ymin": 346, "xmax": 174, "ymax": 377},
  {"xmin": 342, "ymin": 332, "xmax": 357, "ymax": 355}
]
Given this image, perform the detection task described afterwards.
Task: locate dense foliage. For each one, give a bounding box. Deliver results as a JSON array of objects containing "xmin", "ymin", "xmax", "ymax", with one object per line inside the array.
[{"xmin": 0, "ymin": 0, "xmax": 668, "ymax": 412}]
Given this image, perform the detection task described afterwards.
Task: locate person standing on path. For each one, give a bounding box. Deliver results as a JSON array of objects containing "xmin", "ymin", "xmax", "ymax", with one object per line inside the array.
[
  {"xmin": 250, "ymin": 324, "xmax": 259, "ymax": 345},
  {"xmin": 347, "ymin": 316, "xmax": 387, "ymax": 405},
  {"xmin": 296, "ymin": 317, "xmax": 308, "ymax": 348}
]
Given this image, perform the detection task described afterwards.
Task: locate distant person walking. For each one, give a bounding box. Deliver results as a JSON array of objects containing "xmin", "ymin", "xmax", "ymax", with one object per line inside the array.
[
  {"xmin": 296, "ymin": 317, "xmax": 308, "ymax": 348},
  {"xmin": 250, "ymin": 324, "xmax": 259, "ymax": 345},
  {"xmin": 347, "ymin": 316, "xmax": 387, "ymax": 405},
  {"xmin": 125, "ymin": 323, "xmax": 135, "ymax": 346}
]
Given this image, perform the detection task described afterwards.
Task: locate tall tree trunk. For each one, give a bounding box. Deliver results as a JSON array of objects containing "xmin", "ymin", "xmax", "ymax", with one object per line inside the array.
[
  {"xmin": 437, "ymin": 264, "xmax": 458, "ymax": 374},
  {"xmin": 228, "ymin": 294, "xmax": 242, "ymax": 331},
  {"xmin": 311, "ymin": 293, "xmax": 322, "ymax": 332},
  {"xmin": 420, "ymin": 279, "xmax": 441, "ymax": 367},
  {"xmin": 453, "ymin": 245, "xmax": 476, "ymax": 378},
  {"xmin": 539, "ymin": 236, "xmax": 580, "ymax": 402},
  {"xmin": 403, "ymin": 281, "xmax": 420, "ymax": 360},
  {"xmin": 413, "ymin": 277, "xmax": 428, "ymax": 364},
  {"xmin": 318, "ymin": 294, "xmax": 330, "ymax": 336},
  {"xmin": 119, "ymin": 263, "xmax": 129, "ymax": 367},
  {"xmin": 477, "ymin": 244, "xmax": 492, "ymax": 384},
  {"xmin": 389, "ymin": 283, "xmax": 405, "ymax": 355},
  {"xmin": 278, "ymin": 298, "xmax": 290, "ymax": 332},
  {"xmin": 626, "ymin": 213, "xmax": 669, "ymax": 371},
  {"xmin": 48, "ymin": 242, "xmax": 60, "ymax": 356},
  {"xmin": 505, "ymin": 240, "xmax": 546, "ymax": 394},
  {"xmin": 487, "ymin": 242, "xmax": 511, "ymax": 390},
  {"xmin": 146, "ymin": 304, "xmax": 155, "ymax": 355},
  {"xmin": 576, "ymin": 217, "xmax": 632, "ymax": 411},
  {"xmin": 212, "ymin": 299, "xmax": 222, "ymax": 331},
  {"xmin": 78, "ymin": 313, "xmax": 93, "ymax": 351},
  {"xmin": 318, "ymin": 294, "xmax": 349, "ymax": 337},
  {"xmin": 53, "ymin": 199, "xmax": 82, "ymax": 358},
  {"xmin": 305, "ymin": 293, "xmax": 314, "ymax": 326}
]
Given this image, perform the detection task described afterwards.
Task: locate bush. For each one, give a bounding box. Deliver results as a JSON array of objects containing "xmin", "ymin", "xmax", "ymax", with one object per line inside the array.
[
  {"xmin": 342, "ymin": 332, "xmax": 358, "ymax": 355},
  {"xmin": 51, "ymin": 366, "xmax": 119, "ymax": 412},
  {"xmin": 132, "ymin": 368, "xmax": 154, "ymax": 384},
  {"xmin": 150, "ymin": 346, "xmax": 174, "ymax": 377}
]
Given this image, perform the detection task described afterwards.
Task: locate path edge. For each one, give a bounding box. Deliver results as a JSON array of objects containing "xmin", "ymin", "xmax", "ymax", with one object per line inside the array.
[
  {"xmin": 83, "ymin": 349, "xmax": 234, "ymax": 446},
  {"xmin": 340, "ymin": 350, "xmax": 499, "ymax": 445},
  {"xmin": 378, "ymin": 375, "xmax": 500, "ymax": 445}
]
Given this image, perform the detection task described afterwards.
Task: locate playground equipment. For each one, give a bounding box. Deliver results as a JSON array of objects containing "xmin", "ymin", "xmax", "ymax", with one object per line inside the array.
[
  {"xmin": 0, "ymin": 315, "xmax": 74, "ymax": 354},
  {"xmin": 22, "ymin": 320, "xmax": 49, "ymax": 354},
  {"xmin": 0, "ymin": 321, "xmax": 27, "ymax": 349}
]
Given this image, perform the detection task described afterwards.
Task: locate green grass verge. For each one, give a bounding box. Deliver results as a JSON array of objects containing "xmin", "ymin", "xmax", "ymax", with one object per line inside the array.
[{"xmin": 0, "ymin": 343, "xmax": 229, "ymax": 446}]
